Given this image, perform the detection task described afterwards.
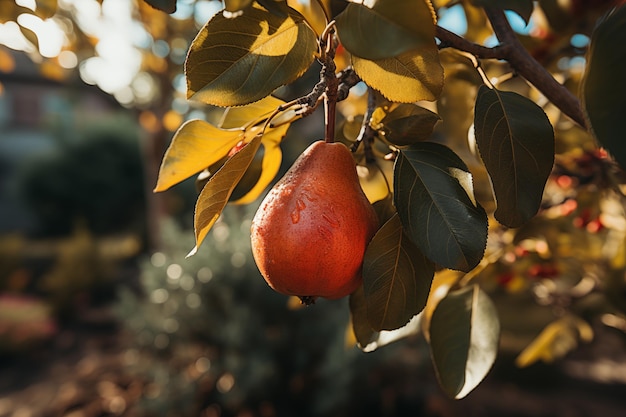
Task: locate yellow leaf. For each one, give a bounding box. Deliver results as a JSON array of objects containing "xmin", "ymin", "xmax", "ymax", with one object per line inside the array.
[
  {"xmin": 231, "ymin": 123, "xmax": 289, "ymax": 204},
  {"xmin": 35, "ymin": 0, "xmax": 57, "ymax": 19},
  {"xmin": 357, "ymin": 160, "xmax": 393, "ymax": 204},
  {"xmin": 154, "ymin": 120, "xmax": 243, "ymax": 192},
  {"xmin": 515, "ymin": 316, "xmax": 593, "ymax": 367},
  {"xmin": 352, "ymin": 45, "xmax": 443, "ymax": 103},
  {"xmin": 286, "ymin": 0, "xmax": 329, "ymax": 36},
  {"xmin": 462, "ymin": 2, "xmax": 492, "ymax": 44},
  {"xmin": 345, "ymin": 320, "xmax": 358, "ymax": 349},
  {"xmin": 18, "ymin": 24, "xmax": 39, "ymax": 49},
  {"xmin": 611, "ymin": 238, "xmax": 626, "ymax": 269},
  {"xmin": 0, "ymin": 48, "xmax": 15, "ymax": 72},
  {"xmin": 186, "ymin": 2, "xmax": 317, "ymax": 107},
  {"xmin": 218, "ymin": 95, "xmax": 285, "ymax": 129},
  {"xmin": 0, "ymin": 4, "xmax": 31, "ymax": 23},
  {"xmin": 39, "ymin": 60, "xmax": 66, "ymax": 81},
  {"xmin": 335, "ymin": 0, "xmax": 436, "ymax": 61},
  {"xmin": 190, "ymin": 135, "xmax": 263, "ymax": 256}
]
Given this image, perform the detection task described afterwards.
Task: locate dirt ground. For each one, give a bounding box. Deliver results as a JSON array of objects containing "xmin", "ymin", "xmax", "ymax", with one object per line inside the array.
[{"xmin": 2, "ymin": 311, "xmax": 626, "ymax": 417}]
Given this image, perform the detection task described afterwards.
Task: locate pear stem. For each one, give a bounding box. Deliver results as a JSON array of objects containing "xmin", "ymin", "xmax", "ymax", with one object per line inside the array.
[
  {"xmin": 323, "ymin": 61, "xmax": 338, "ymax": 143},
  {"xmin": 321, "ymin": 23, "xmax": 338, "ymax": 144},
  {"xmin": 324, "ymin": 88, "xmax": 336, "ymax": 143}
]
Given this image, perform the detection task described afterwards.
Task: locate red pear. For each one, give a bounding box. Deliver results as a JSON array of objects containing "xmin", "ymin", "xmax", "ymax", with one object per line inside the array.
[{"xmin": 250, "ymin": 140, "xmax": 379, "ymax": 304}]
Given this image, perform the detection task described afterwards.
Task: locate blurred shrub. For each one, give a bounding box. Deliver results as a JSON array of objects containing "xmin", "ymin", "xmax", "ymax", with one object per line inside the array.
[
  {"xmin": 17, "ymin": 116, "xmax": 146, "ymax": 237},
  {"xmin": 38, "ymin": 224, "xmax": 115, "ymax": 319},
  {"xmin": 116, "ymin": 208, "xmax": 431, "ymax": 417},
  {"xmin": 0, "ymin": 234, "xmax": 26, "ymax": 292},
  {"xmin": 0, "ymin": 225, "xmax": 142, "ymax": 321},
  {"xmin": 0, "ymin": 294, "xmax": 57, "ymax": 354}
]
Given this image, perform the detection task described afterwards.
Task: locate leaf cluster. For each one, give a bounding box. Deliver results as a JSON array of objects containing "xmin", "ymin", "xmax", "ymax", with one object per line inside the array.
[{"xmin": 149, "ymin": 0, "xmax": 626, "ymax": 400}]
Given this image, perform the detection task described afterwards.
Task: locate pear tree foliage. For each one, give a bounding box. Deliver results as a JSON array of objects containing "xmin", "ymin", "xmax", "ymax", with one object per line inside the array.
[{"xmin": 149, "ymin": 0, "xmax": 626, "ymax": 399}]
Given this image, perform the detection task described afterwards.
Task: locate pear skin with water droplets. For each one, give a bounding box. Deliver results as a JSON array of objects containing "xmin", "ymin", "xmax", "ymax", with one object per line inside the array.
[{"xmin": 251, "ymin": 141, "xmax": 379, "ymax": 303}]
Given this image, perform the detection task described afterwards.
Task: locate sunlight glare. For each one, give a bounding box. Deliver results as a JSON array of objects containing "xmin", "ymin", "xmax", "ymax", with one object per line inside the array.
[
  {"xmin": 132, "ymin": 72, "xmax": 158, "ymax": 103},
  {"xmin": 15, "ymin": 0, "xmax": 36, "ymax": 10},
  {"xmin": 65, "ymin": 0, "xmax": 146, "ymax": 100},
  {"xmin": 194, "ymin": 0, "xmax": 223, "ymax": 26},
  {"xmin": 66, "ymin": 0, "xmax": 101, "ymax": 35},
  {"xmin": 114, "ymin": 87, "xmax": 135, "ymax": 106},
  {"xmin": 171, "ymin": 1, "xmax": 195, "ymax": 20},
  {"xmin": 92, "ymin": 33, "xmax": 142, "ymax": 93},
  {"xmin": 17, "ymin": 13, "xmax": 66, "ymax": 58},
  {"xmin": 505, "ymin": 10, "xmax": 532, "ymax": 35},
  {"xmin": 437, "ymin": 5, "xmax": 467, "ymax": 36},
  {"xmin": 0, "ymin": 21, "xmax": 36, "ymax": 53},
  {"xmin": 58, "ymin": 50, "xmax": 78, "ymax": 69}
]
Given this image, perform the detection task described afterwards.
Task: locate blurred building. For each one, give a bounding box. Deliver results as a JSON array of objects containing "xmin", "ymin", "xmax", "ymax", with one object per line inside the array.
[{"xmin": 0, "ymin": 47, "xmax": 121, "ymax": 235}]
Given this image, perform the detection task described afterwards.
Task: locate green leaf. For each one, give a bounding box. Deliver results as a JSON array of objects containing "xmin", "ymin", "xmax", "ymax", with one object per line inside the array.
[
  {"xmin": 154, "ymin": 120, "xmax": 243, "ymax": 192},
  {"xmin": 350, "ymin": 286, "xmax": 379, "ymax": 348},
  {"xmin": 583, "ymin": 5, "xmax": 626, "ymax": 170},
  {"xmin": 474, "ymin": 86, "xmax": 554, "ymax": 227},
  {"xmin": 350, "ymin": 287, "xmax": 423, "ymax": 352},
  {"xmin": 190, "ymin": 135, "xmax": 263, "ymax": 256},
  {"xmin": 429, "ymin": 285, "xmax": 500, "ymax": 399},
  {"xmin": 380, "ymin": 103, "xmax": 441, "ymax": 146},
  {"xmin": 352, "ymin": 46, "xmax": 443, "ymax": 103},
  {"xmin": 257, "ymin": 0, "xmax": 288, "ymax": 17},
  {"xmin": 471, "ymin": 0, "xmax": 533, "ymax": 24},
  {"xmin": 363, "ymin": 213, "xmax": 435, "ymax": 331},
  {"xmin": 393, "ymin": 142, "xmax": 487, "ymax": 272},
  {"xmin": 143, "ymin": 0, "xmax": 177, "ymax": 13},
  {"xmin": 186, "ymin": 2, "xmax": 317, "ymax": 107},
  {"xmin": 335, "ymin": 0, "xmax": 436, "ymax": 60},
  {"xmin": 372, "ymin": 194, "xmax": 396, "ymax": 225}
]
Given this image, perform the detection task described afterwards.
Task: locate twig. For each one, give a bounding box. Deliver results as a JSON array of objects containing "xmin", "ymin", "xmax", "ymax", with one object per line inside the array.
[
  {"xmin": 337, "ymin": 67, "xmax": 361, "ymax": 102},
  {"xmin": 351, "ymin": 87, "xmax": 377, "ymax": 163}
]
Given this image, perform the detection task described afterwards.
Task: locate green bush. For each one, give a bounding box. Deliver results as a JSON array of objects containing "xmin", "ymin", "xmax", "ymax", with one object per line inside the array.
[{"xmin": 18, "ymin": 117, "xmax": 146, "ymax": 237}]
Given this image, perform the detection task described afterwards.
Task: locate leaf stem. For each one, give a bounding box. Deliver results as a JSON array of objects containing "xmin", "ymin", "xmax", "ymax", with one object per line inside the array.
[
  {"xmin": 483, "ymin": 7, "xmax": 587, "ymax": 128},
  {"xmin": 456, "ymin": 49, "xmax": 494, "ymax": 88}
]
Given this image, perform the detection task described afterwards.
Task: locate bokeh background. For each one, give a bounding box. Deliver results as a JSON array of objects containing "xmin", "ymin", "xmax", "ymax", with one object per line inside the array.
[{"xmin": 2, "ymin": 0, "xmax": 626, "ymax": 416}]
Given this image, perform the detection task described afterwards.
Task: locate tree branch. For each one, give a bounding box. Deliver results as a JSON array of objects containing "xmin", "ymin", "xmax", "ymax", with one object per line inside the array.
[
  {"xmin": 436, "ymin": 11, "xmax": 587, "ymax": 129},
  {"xmin": 436, "ymin": 26, "xmax": 505, "ymax": 60},
  {"xmin": 483, "ymin": 7, "xmax": 587, "ymax": 128}
]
